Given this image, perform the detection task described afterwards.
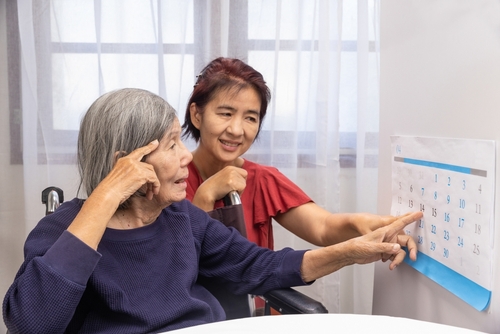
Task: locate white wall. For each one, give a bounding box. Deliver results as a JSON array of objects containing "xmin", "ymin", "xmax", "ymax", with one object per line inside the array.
[{"xmin": 373, "ymin": 1, "xmax": 500, "ymax": 333}]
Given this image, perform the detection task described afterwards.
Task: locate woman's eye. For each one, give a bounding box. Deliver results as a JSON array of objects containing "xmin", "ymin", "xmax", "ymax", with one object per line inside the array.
[{"xmin": 170, "ymin": 143, "xmax": 176, "ymax": 150}]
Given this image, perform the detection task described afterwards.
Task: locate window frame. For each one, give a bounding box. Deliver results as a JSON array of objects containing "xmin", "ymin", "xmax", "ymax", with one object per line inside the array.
[{"xmin": 8, "ymin": 0, "xmax": 378, "ymax": 168}]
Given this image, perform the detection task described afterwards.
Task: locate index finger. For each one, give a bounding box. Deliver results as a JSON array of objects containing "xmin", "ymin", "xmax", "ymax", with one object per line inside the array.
[
  {"xmin": 128, "ymin": 140, "xmax": 160, "ymax": 161},
  {"xmin": 386, "ymin": 211, "xmax": 423, "ymax": 233}
]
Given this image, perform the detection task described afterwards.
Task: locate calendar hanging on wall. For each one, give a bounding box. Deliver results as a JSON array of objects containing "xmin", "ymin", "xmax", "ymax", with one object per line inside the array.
[{"xmin": 390, "ymin": 136, "xmax": 495, "ymax": 311}]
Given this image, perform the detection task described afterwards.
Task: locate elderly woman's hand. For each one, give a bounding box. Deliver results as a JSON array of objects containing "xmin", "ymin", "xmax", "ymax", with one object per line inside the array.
[
  {"xmin": 345, "ymin": 212, "xmax": 420, "ymax": 264},
  {"xmin": 99, "ymin": 140, "xmax": 161, "ymax": 205},
  {"xmin": 67, "ymin": 140, "xmax": 161, "ymax": 250},
  {"xmin": 300, "ymin": 211, "xmax": 423, "ymax": 282},
  {"xmin": 347, "ymin": 211, "xmax": 422, "ymax": 269}
]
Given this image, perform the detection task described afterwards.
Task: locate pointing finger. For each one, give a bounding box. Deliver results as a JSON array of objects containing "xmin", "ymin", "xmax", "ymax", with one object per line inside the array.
[
  {"xmin": 386, "ymin": 211, "xmax": 423, "ymax": 234},
  {"xmin": 129, "ymin": 140, "xmax": 160, "ymax": 161}
]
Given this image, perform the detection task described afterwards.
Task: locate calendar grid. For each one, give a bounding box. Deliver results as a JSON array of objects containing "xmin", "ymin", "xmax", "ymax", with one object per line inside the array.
[{"xmin": 390, "ymin": 136, "xmax": 494, "ymax": 312}]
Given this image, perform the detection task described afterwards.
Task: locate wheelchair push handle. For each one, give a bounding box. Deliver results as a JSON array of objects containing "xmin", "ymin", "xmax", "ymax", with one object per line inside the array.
[{"xmin": 41, "ymin": 186, "xmax": 64, "ymax": 215}]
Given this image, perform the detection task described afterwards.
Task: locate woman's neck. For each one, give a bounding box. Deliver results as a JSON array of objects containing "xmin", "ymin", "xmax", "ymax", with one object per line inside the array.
[
  {"xmin": 108, "ymin": 199, "xmax": 162, "ymax": 230},
  {"xmin": 191, "ymin": 148, "xmax": 243, "ymax": 181}
]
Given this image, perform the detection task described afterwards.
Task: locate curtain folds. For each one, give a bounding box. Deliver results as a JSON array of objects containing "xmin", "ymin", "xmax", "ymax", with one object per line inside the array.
[{"xmin": 1, "ymin": 0, "xmax": 381, "ymax": 324}]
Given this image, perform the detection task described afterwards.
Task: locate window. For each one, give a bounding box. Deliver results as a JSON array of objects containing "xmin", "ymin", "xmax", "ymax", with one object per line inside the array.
[
  {"xmin": 9, "ymin": 0, "xmax": 198, "ymax": 164},
  {"xmin": 238, "ymin": 0, "xmax": 380, "ymax": 168},
  {"xmin": 8, "ymin": 0, "xmax": 379, "ymax": 168}
]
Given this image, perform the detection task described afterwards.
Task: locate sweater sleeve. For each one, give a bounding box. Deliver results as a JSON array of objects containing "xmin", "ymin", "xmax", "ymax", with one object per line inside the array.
[
  {"xmin": 3, "ymin": 230, "xmax": 101, "ymax": 334},
  {"xmin": 192, "ymin": 203, "xmax": 309, "ymax": 295}
]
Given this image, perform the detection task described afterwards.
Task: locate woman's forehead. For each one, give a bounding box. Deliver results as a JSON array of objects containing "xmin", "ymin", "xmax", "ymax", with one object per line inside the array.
[
  {"xmin": 213, "ymin": 86, "xmax": 261, "ymax": 107},
  {"xmin": 162, "ymin": 118, "xmax": 181, "ymax": 140}
]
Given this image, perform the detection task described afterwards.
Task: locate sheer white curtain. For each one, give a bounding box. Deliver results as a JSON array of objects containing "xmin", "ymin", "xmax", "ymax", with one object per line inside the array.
[{"xmin": 0, "ymin": 0, "xmax": 380, "ymax": 327}]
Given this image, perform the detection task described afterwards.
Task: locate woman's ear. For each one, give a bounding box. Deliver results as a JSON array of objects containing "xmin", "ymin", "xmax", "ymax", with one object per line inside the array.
[{"xmin": 189, "ymin": 103, "xmax": 201, "ymax": 130}]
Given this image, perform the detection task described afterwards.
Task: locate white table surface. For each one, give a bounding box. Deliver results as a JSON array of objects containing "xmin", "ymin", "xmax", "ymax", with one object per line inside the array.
[{"xmin": 167, "ymin": 313, "xmax": 488, "ymax": 334}]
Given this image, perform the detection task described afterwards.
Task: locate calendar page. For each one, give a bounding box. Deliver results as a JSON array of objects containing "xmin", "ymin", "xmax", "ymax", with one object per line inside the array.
[{"xmin": 390, "ymin": 136, "xmax": 495, "ymax": 311}]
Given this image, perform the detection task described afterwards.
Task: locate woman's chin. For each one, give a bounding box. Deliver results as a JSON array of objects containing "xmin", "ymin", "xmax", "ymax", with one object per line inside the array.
[
  {"xmin": 158, "ymin": 191, "xmax": 187, "ymax": 208},
  {"xmin": 172, "ymin": 190, "xmax": 187, "ymax": 203}
]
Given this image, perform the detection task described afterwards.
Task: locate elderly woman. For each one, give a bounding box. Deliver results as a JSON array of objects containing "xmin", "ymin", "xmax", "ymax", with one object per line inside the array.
[{"xmin": 3, "ymin": 88, "xmax": 421, "ymax": 333}]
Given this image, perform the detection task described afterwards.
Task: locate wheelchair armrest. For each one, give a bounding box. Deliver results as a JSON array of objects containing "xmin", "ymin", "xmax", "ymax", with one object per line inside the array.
[{"xmin": 262, "ymin": 287, "xmax": 328, "ymax": 315}]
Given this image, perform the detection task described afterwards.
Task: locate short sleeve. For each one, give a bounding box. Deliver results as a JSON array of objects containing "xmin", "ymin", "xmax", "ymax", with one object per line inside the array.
[{"xmin": 242, "ymin": 160, "xmax": 312, "ymax": 227}]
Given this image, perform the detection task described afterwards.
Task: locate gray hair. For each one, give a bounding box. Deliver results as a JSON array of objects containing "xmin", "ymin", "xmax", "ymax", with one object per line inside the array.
[{"xmin": 77, "ymin": 88, "xmax": 176, "ymax": 203}]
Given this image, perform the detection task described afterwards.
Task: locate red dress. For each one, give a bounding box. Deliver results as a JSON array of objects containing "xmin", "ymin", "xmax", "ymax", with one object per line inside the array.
[{"xmin": 186, "ymin": 159, "xmax": 312, "ymax": 250}]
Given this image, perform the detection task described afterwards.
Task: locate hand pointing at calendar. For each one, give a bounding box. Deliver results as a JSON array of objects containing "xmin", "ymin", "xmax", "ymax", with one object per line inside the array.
[
  {"xmin": 357, "ymin": 211, "xmax": 423, "ymax": 269},
  {"xmin": 300, "ymin": 211, "xmax": 423, "ymax": 283}
]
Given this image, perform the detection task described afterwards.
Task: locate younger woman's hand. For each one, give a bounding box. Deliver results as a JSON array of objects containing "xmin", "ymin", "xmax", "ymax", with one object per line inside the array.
[{"xmin": 192, "ymin": 166, "xmax": 247, "ymax": 211}]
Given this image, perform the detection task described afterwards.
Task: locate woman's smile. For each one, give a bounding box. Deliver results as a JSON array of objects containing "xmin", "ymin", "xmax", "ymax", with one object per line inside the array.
[
  {"xmin": 220, "ymin": 139, "xmax": 240, "ymax": 151},
  {"xmin": 192, "ymin": 87, "xmax": 261, "ymax": 164}
]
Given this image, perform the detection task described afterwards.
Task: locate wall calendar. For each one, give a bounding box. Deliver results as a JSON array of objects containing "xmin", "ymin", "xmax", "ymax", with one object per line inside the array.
[{"xmin": 390, "ymin": 136, "xmax": 495, "ymax": 311}]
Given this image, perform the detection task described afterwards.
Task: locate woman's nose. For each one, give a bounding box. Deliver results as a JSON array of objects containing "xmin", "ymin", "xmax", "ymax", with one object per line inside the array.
[
  {"xmin": 227, "ymin": 117, "xmax": 244, "ymax": 136},
  {"xmin": 179, "ymin": 141, "xmax": 193, "ymax": 166}
]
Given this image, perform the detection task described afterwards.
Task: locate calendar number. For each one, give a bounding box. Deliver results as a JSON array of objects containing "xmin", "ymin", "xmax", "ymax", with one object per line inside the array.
[
  {"xmin": 459, "ymin": 198, "xmax": 465, "ymax": 209},
  {"xmin": 475, "ymin": 224, "xmax": 481, "ymax": 235},
  {"xmin": 473, "ymin": 244, "xmax": 480, "ymax": 255},
  {"xmin": 430, "ymin": 242, "xmax": 436, "ymax": 251}
]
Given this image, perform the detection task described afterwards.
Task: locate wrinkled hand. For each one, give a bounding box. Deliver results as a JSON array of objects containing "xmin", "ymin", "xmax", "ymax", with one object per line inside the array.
[
  {"xmin": 98, "ymin": 140, "xmax": 161, "ymax": 204},
  {"xmin": 348, "ymin": 211, "xmax": 423, "ymax": 269}
]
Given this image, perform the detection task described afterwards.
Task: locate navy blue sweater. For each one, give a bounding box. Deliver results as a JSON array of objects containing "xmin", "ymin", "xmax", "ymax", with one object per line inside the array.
[{"xmin": 3, "ymin": 198, "xmax": 307, "ymax": 333}]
